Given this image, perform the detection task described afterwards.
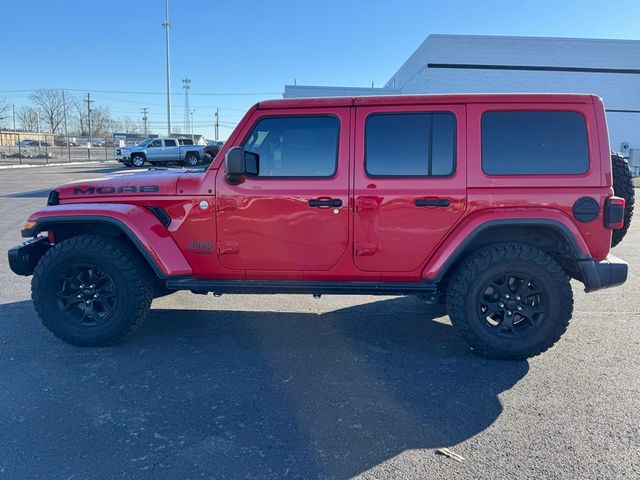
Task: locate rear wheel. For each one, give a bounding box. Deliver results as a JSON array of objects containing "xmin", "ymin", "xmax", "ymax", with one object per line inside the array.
[
  {"xmin": 185, "ymin": 153, "xmax": 200, "ymax": 167},
  {"xmin": 446, "ymin": 243, "xmax": 573, "ymax": 360},
  {"xmin": 32, "ymin": 235, "xmax": 153, "ymax": 346},
  {"xmin": 611, "ymin": 152, "xmax": 635, "ymax": 247}
]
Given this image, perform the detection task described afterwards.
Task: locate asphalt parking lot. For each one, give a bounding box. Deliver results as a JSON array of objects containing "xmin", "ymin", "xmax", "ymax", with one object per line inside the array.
[{"xmin": 0, "ymin": 163, "xmax": 638, "ymax": 479}]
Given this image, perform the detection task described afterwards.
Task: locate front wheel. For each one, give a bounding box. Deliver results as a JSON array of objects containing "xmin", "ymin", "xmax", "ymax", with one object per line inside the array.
[
  {"xmin": 446, "ymin": 243, "xmax": 573, "ymax": 360},
  {"xmin": 32, "ymin": 235, "xmax": 153, "ymax": 346},
  {"xmin": 131, "ymin": 154, "xmax": 145, "ymax": 168}
]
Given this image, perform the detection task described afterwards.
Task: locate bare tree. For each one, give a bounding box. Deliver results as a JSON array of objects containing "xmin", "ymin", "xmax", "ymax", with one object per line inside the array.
[
  {"xmin": 122, "ymin": 116, "xmax": 139, "ymax": 133},
  {"xmin": 0, "ymin": 97, "xmax": 10, "ymax": 131},
  {"xmin": 16, "ymin": 106, "xmax": 40, "ymax": 132},
  {"xmin": 90, "ymin": 106, "xmax": 112, "ymax": 138},
  {"xmin": 0, "ymin": 97, "xmax": 9, "ymax": 118},
  {"xmin": 71, "ymin": 99, "xmax": 112, "ymax": 138},
  {"xmin": 30, "ymin": 89, "xmax": 66, "ymax": 134}
]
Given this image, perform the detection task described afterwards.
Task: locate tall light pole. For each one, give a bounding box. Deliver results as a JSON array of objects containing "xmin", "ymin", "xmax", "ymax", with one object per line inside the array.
[{"xmin": 163, "ymin": 0, "xmax": 172, "ymax": 136}]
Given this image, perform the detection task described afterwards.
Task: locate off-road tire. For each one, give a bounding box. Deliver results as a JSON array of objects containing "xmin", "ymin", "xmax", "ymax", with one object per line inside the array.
[
  {"xmin": 185, "ymin": 153, "xmax": 200, "ymax": 167},
  {"xmin": 131, "ymin": 154, "xmax": 145, "ymax": 168},
  {"xmin": 32, "ymin": 235, "xmax": 153, "ymax": 346},
  {"xmin": 611, "ymin": 152, "xmax": 634, "ymax": 247},
  {"xmin": 446, "ymin": 243, "xmax": 573, "ymax": 360}
]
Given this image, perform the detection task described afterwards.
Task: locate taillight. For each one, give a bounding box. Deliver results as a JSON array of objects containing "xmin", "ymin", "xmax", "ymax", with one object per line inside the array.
[{"xmin": 604, "ymin": 196, "xmax": 625, "ymax": 229}]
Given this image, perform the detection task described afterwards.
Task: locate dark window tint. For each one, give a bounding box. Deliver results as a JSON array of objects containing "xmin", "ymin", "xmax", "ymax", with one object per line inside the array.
[
  {"xmin": 149, "ymin": 140, "xmax": 162, "ymax": 148},
  {"xmin": 482, "ymin": 111, "xmax": 589, "ymax": 175},
  {"xmin": 365, "ymin": 113, "xmax": 455, "ymax": 177},
  {"xmin": 164, "ymin": 139, "xmax": 177, "ymax": 147},
  {"xmin": 243, "ymin": 116, "xmax": 339, "ymax": 177}
]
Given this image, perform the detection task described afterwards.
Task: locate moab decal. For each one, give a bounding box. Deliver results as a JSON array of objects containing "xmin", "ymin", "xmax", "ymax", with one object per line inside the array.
[{"xmin": 72, "ymin": 185, "xmax": 160, "ymax": 195}]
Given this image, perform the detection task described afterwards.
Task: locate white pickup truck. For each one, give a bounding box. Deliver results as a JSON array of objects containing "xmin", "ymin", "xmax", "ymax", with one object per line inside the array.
[{"xmin": 116, "ymin": 138, "xmax": 208, "ymax": 168}]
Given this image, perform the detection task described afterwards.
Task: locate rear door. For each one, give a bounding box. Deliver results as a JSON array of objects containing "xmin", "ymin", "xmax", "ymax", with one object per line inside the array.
[
  {"xmin": 353, "ymin": 104, "xmax": 466, "ymax": 272},
  {"xmin": 215, "ymin": 108, "xmax": 350, "ymax": 273}
]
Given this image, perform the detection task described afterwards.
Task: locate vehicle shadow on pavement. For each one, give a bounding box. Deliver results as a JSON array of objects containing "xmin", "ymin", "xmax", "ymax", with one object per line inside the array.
[{"xmin": 0, "ymin": 297, "xmax": 528, "ymax": 479}]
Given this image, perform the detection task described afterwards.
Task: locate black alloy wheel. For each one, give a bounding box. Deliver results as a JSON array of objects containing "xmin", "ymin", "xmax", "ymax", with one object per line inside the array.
[
  {"xmin": 55, "ymin": 264, "xmax": 117, "ymax": 326},
  {"xmin": 476, "ymin": 273, "xmax": 546, "ymax": 338}
]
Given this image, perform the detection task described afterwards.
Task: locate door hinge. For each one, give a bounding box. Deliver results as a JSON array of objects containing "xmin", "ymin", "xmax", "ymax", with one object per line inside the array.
[
  {"xmin": 217, "ymin": 241, "xmax": 239, "ymax": 255},
  {"xmin": 354, "ymin": 243, "xmax": 378, "ymax": 256}
]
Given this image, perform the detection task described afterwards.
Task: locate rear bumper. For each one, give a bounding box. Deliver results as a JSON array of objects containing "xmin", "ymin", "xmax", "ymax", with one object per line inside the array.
[
  {"xmin": 577, "ymin": 254, "xmax": 628, "ymax": 293},
  {"xmin": 8, "ymin": 236, "xmax": 52, "ymax": 276}
]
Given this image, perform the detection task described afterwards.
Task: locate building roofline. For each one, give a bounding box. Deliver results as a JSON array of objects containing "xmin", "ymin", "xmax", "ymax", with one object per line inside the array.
[{"xmin": 427, "ymin": 33, "xmax": 640, "ymax": 44}]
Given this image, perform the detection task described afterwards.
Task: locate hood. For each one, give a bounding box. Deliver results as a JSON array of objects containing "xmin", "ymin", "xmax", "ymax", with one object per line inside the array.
[{"xmin": 55, "ymin": 168, "xmax": 186, "ymax": 201}]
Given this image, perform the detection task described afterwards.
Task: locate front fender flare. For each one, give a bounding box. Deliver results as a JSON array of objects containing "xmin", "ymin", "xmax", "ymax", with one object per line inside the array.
[{"xmin": 22, "ymin": 203, "xmax": 193, "ymax": 278}]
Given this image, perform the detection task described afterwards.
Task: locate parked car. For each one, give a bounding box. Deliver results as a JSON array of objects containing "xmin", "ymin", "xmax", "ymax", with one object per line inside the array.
[
  {"xmin": 16, "ymin": 139, "xmax": 35, "ymax": 147},
  {"xmin": 204, "ymin": 140, "xmax": 223, "ymax": 161},
  {"xmin": 8, "ymin": 93, "xmax": 633, "ymax": 360},
  {"xmin": 116, "ymin": 137, "xmax": 207, "ymax": 167}
]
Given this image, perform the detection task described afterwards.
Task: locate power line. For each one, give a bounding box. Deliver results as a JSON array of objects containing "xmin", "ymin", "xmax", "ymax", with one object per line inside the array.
[{"xmin": 0, "ymin": 88, "xmax": 281, "ymax": 96}]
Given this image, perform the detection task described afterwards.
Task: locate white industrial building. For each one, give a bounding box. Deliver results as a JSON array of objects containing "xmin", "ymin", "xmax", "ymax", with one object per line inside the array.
[{"xmin": 284, "ymin": 34, "xmax": 640, "ymax": 160}]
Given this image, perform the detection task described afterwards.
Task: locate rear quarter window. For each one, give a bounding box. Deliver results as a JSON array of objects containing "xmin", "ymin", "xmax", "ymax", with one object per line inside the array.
[{"xmin": 481, "ymin": 111, "xmax": 589, "ymax": 175}]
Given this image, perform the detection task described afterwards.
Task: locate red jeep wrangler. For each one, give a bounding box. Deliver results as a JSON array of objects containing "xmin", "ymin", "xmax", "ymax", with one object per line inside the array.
[{"xmin": 8, "ymin": 94, "xmax": 633, "ymax": 359}]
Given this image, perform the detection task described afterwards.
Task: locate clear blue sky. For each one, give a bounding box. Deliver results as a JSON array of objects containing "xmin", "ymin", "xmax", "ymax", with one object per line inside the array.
[{"xmin": 2, "ymin": 0, "xmax": 639, "ymax": 139}]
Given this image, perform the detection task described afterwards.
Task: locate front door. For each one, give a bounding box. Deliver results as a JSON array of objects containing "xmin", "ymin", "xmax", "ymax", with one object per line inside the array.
[
  {"xmin": 215, "ymin": 109, "xmax": 350, "ymax": 273},
  {"xmin": 353, "ymin": 104, "xmax": 467, "ymax": 272},
  {"xmin": 162, "ymin": 138, "xmax": 179, "ymax": 161}
]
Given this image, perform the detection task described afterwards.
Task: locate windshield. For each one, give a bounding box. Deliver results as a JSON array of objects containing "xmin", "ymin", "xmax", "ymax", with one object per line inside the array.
[{"xmin": 136, "ymin": 138, "xmax": 153, "ymax": 147}]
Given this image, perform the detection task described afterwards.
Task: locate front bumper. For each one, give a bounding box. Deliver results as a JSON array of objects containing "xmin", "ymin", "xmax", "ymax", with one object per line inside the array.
[
  {"xmin": 577, "ymin": 254, "xmax": 628, "ymax": 293},
  {"xmin": 8, "ymin": 236, "xmax": 52, "ymax": 276}
]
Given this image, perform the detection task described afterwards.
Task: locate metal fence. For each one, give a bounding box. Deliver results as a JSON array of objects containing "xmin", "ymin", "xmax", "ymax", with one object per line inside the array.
[{"xmin": 0, "ymin": 132, "xmax": 116, "ymax": 165}]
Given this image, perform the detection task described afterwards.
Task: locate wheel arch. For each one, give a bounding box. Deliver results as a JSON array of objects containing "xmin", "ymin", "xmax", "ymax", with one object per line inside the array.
[
  {"xmin": 425, "ymin": 218, "xmax": 590, "ymax": 285},
  {"xmin": 24, "ymin": 213, "xmax": 192, "ymax": 279}
]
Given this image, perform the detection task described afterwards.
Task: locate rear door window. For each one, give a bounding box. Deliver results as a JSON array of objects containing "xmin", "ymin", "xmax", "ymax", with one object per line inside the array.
[
  {"xmin": 365, "ymin": 112, "xmax": 456, "ymax": 177},
  {"xmin": 164, "ymin": 139, "xmax": 177, "ymax": 147},
  {"xmin": 481, "ymin": 111, "xmax": 589, "ymax": 175}
]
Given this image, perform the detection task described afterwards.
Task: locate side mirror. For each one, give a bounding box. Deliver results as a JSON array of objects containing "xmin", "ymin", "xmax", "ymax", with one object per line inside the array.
[{"xmin": 225, "ymin": 147, "xmax": 259, "ymax": 184}]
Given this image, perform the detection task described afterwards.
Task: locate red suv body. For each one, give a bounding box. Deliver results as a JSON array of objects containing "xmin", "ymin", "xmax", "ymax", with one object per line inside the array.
[{"xmin": 9, "ymin": 93, "xmax": 629, "ymax": 359}]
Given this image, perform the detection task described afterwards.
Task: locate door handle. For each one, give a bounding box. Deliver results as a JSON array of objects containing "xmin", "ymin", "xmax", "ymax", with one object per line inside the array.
[
  {"xmin": 308, "ymin": 198, "xmax": 343, "ymax": 208},
  {"xmin": 415, "ymin": 198, "xmax": 451, "ymax": 207}
]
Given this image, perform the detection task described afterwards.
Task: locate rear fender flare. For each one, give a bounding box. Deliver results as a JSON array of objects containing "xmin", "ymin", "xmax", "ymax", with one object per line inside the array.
[{"xmin": 422, "ymin": 213, "xmax": 591, "ymax": 281}]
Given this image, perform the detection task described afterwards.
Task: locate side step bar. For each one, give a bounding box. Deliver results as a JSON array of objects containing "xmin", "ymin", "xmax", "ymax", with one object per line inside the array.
[{"xmin": 165, "ymin": 279, "xmax": 438, "ymax": 296}]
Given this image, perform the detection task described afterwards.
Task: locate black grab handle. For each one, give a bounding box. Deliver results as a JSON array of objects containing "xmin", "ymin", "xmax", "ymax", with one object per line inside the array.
[
  {"xmin": 415, "ymin": 198, "xmax": 450, "ymax": 207},
  {"xmin": 308, "ymin": 198, "xmax": 343, "ymax": 207}
]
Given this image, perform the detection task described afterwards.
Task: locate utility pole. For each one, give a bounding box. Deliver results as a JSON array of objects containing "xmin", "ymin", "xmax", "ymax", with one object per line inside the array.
[
  {"xmin": 182, "ymin": 78, "xmax": 190, "ymax": 135},
  {"xmin": 214, "ymin": 107, "xmax": 219, "ymax": 141},
  {"xmin": 62, "ymin": 90, "xmax": 70, "ymax": 161},
  {"xmin": 84, "ymin": 93, "xmax": 94, "ymax": 160},
  {"xmin": 190, "ymin": 109, "xmax": 194, "ymax": 142},
  {"xmin": 141, "ymin": 108, "xmax": 149, "ymax": 136},
  {"xmin": 13, "ymin": 105, "xmax": 19, "ymax": 158},
  {"xmin": 163, "ymin": 0, "xmax": 172, "ymax": 136}
]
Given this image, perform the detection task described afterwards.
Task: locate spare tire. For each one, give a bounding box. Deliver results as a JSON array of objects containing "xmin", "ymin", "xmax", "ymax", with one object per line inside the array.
[{"xmin": 611, "ymin": 152, "xmax": 635, "ymax": 247}]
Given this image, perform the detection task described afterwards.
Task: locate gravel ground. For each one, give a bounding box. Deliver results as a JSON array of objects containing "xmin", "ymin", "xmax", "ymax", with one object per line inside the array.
[{"xmin": 0, "ymin": 164, "xmax": 638, "ymax": 479}]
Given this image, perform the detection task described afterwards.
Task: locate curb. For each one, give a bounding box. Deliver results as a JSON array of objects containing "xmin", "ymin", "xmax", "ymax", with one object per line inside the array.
[{"xmin": 0, "ymin": 160, "xmax": 117, "ymax": 170}]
